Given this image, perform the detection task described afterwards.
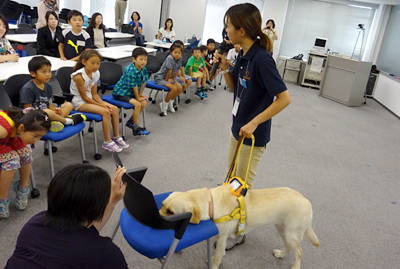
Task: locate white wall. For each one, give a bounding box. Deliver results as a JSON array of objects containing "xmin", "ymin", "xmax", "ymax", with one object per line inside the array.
[
  {"xmin": 169, "ymin": 0, "xmax": 207, "ymax": 42},
  {"xmin": 261, "ymin": 0, "xmax": 289, "ymax": 61},
  {"xmin": 59, "ymin": 0, "xmax": 82, "ymax": 11},
  {"xmin": 128, "ymin": 0, "xmax": 162, "ymax": 41}
]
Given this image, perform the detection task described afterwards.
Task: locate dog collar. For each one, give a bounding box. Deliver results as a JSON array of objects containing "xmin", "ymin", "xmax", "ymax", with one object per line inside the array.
[{"xmin": 208, "ymin": 191, "xmax": 214, "ymax": 220}]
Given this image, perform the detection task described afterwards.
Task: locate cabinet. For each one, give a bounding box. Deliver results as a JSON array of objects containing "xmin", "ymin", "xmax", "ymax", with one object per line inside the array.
[
  {"xmin": 301, "ymin": 52, "xmax": 327, "ymax": 89},
  {"xmin": 282, "ymin": 59, "xmax": 304, "ymax": 85},
  {"xmin": 319, "ymin": 55, "xmax": 372, "ymax": 107}
]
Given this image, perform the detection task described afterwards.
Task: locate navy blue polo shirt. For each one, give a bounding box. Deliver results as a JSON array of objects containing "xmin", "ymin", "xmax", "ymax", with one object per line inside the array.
[{"xmin": 231, "ymin": 41, "xmax": 287, "ymax": 147}]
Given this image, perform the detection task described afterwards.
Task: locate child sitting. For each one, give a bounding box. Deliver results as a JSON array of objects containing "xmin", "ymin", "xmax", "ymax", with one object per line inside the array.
[
  {"xmin": 204, "ymin": 39, "xmax": 220, "ymax": 89},
  {"xmin": 58, "ymin": 10, "xmax": 93, "ymax": 61},
  {"xmin": 227, "ymin": 43, "xmax": 241, "ymax": 72},
  {"xmin": 113, "ymin": 48, "xmax": 150, "ymax": 136},
  {"xmin": 200, "ymin": 45, "xmax": 211, "ymax": 87},
  {"xmin": 0, "ymin": 107, "xmax": 50, "ymax": 219},
  {"xmin": 185, "ymin": 47, "xmax": 207, "ymax": 99},
  {"xmin": 154, "ymin": 44, "xmax": 185, "ymax": 116},
  {"xmin": 20, "ymin": 56, "xmax": 86, "ymax": 132},
  {"xmin": 70, "ymin": 49, "xmax": 129, "ymax": 152}
]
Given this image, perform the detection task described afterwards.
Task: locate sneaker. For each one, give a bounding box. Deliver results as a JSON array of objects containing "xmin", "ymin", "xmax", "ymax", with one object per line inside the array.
[
  {"xmin": 67, "ymin": 113, "xmax": 87, "ymax": 125},
  {"xmin": 195, "ymin": 91, "xmax": 203, "ymax": 99},
  {"xmin": 102, "ymin": 140, "xmax": 123, "ymax": 152},
  {"xmin": 132, "ymin": 127, "xmax": 150, "ymax": 136},
  {"xmin": 0, "ymin": 199, "xmax": 10, "ymax": 219},
  {"xmin": 50, "ymin": 121, "xmax": 64, "ymax": 132},
  {"xmin": 168, "ymin": 100, "xmax": 175, "ymax": 113},
  {"xmin": 202, "ymin": 91, "xmax": 208, "ymax": 98},
  {"xmin": 159, "ymin": 102, "xmax": 167, "ymax": 116},
  {"xmin": 125, "ymin": 120, "xmax": 134, "ymax": 130},
  {"xmin": 112, "ymin": 136, "xmax": 130, "ymax": 149},
  {"xmin": 13, "ymin": 180, "xmax": 29, "ymax": 211},
  {"xmin": 225, "ymin": 235, "xmax": 246, "ymax": 251}
]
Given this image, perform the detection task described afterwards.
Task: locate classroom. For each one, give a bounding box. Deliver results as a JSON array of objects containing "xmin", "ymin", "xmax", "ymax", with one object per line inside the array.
[{"xmin": 1, "ymin": 0, "xmax": 400, "ymax": 268}]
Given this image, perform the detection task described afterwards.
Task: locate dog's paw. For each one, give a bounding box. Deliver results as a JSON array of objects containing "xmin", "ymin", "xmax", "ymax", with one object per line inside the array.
[{"xmin": 273, "ymin": 249, "xmax": 285, "ymax": 259}]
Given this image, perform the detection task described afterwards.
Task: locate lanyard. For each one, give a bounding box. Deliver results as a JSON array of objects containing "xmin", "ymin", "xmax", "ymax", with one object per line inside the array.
[{"xmin": 236, "ymin": 58, "xmax": 250, "ymax": 99}]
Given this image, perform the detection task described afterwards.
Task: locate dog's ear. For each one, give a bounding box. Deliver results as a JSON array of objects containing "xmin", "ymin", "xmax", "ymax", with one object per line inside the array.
[{"xmin": 189, "ymin": 206, "xmax": 202, "ymax": 224}]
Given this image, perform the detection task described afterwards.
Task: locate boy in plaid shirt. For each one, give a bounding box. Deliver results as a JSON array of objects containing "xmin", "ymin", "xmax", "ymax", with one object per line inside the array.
[{"xmin": 113, "ymin": 48, "xmax": 150, "ymax": 136}]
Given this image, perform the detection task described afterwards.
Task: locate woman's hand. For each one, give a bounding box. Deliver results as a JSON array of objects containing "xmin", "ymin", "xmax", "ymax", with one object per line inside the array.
[
  {"xmin": 239, "ymin": 121, "xmax": 258, "ymax": 138},
  {"xmin": 8, "ymin": 54, "xmax": 19, "ymax": 62},
  {"xmin": 110, "ymin": 166, "xmax": 127, "ymax": 205},
  {"xmin": 213, "ymin": 51, "xmax": 228, "ymax": 71}
]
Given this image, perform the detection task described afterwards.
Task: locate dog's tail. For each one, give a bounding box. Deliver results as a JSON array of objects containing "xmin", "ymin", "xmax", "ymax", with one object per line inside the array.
[{"xmin": 305, "ymin": 222, "xmax": 319, "ymax": 247}]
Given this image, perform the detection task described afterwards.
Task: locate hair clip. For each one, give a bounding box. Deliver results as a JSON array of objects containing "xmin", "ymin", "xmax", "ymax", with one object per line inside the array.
[
  {"xmin": 22, "ymin": 107, "xmax": 35, "ymax": 114},
  {"xmin": 44, "ymin": 115, "xmax": 49, "ymax": 121}
]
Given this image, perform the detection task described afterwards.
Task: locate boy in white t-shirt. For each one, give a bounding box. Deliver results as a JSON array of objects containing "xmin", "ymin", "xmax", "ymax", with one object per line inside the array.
[{"xmin": 226, "ymin": 43, "xmax": 241, "ymax": 72}]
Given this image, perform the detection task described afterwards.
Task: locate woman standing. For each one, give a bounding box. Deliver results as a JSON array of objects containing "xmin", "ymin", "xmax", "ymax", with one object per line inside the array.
[
  {"xmin": 37, "ymin": 0, "xmax": 59, "ymax": 29},
  {"xmin": 37, "ymin": 11, "xmax": 62, "ymax": 57},
  {"xmin": 214, "ymin": 3, "xmax": 291, "ymax": 250},
  {"xmin": 86, "ymin": 13, "xmax": 107, "ymax": 49},
  {"xmin": 157, "ymin": 18, "xmax": 175, "ymax": 42},
  {"xmin": 262, "ymin": 19, "xmax": 278, "ymax": 43}
]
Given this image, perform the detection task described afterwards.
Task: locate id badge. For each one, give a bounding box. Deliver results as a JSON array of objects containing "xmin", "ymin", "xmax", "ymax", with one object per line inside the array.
[
  {"xmin": 232, "ymin": 97, "xmax": 240, "ymax": 116},
  {"xmin": 239, "ymin": 77, "xmax": 247, "ymax": 88}
]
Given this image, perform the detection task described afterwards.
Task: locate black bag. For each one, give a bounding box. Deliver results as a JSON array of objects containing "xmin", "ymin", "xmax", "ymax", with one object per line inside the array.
[{"xmin": 121, "ymin": 24, "xmax": 134, "ymax": 34}]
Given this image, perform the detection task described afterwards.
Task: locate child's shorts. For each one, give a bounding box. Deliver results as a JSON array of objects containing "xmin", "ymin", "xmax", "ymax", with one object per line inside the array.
[
  {"xmin": 0, "ymin": 145, "xmax": 33, "ymax": 171},
  {"xmin": 113, "ymin": 94, "xmax": 135, "ymax": 103},
  {"xmin": 174, "ymin": 75, "xmax": 191, "ymax": 86},
  {"xmin": 191, "ymin": 71, "xmax": 204, "ymax": 79}
]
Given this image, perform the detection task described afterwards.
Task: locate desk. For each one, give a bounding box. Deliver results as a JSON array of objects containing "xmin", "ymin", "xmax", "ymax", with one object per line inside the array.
[
  {"xmin": 0, "ymin": 55, "xmax": 76, "ymax": 82},
  {"xmin": 9, "ymin": 24, "xmax": 18, "ymax": 30},
  {"xmin": 144, "ymin": 41, "xmax": 189, "ymax": 49},
  {"xmin": 105, "ymin": 32, "xmax": 135, "ymax": 39},
  {"xmin": 97, "ymin": 45, "xmax": 157, "ymax": 60},
  {"xmin": 6, "ymin": 34, "xmax": 37, "ymax": 44},
  {"xmin": 373, "ymin": 72, "xmax": 400, "ymax": 117}
]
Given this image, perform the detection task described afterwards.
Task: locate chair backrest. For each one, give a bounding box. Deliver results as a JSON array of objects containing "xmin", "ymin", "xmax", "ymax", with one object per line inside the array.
[
  {"xmin": 17, "ymin": 23, "xmax": 33, "ymax": 29},
  {"xmin": 30, "ymin": 17, "xmax": 37, "ymax": 28},
  {"xmin": 146, "ymin": 55, "xmax": 161, "ymax": 75},
  {"xmin": 0, "ymin": 86, "xmax": 12, "ymax": 109},
  {"xmin": 56, "ymin": 66, "xmax": 73, "ymax": 94},
  {"xmin": 112, "ymin": 152, "xmax": 192, "ymax": 240},
  {"xmin": 155, "ymin": 51, "xmax": 167, "ymax": 65},
  {"xmin": 182, "ymin": 51, "xmax": 192, "ymax": 66},
  {"xmin": 15, "ymin": 27, "xmax": 35, "ymax": 34},
  {"xmin": 22, "ymin": 44, "xmax": 37, "ymax": 56},
  {"xmin": 99, "ymin": 62, "xmax": 123, "ymax": 86},
  {"xmin": 3, "ymin": 74, "xmax": 31, "ymax": 107}
]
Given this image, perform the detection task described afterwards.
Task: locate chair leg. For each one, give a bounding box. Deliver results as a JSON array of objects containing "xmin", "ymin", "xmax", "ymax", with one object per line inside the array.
[
  {"xmin": 111, "ymin": 219, "xmax": 120, "ymax": 240},
  {"xmin": 161, "ymin": 238, "xmax": 180, "ymax": 269},
  {"xmin": 207, "ymin": 238, "xmax": 213, "ymax": 269},
  {"xmin": 46, "ymin": 140, "xmax": 55, "ymax": 178},
  {"xmin": 78, "ymin": 131, "xmax": 88, "ymax": 163},
  {"xmin": 92, "ymin": 121, "xmax": 101, "ymax": 160},
  {"xmin": 121, "ymin": 107, "xmax": 125, "ymax": 138},
  {"xmin": 29, "ymin": 168, "xmax": 40, "ymax": 198},
  {"xmin": 142, "ymin": 109, "xmax": 146, "ymax": 129}
]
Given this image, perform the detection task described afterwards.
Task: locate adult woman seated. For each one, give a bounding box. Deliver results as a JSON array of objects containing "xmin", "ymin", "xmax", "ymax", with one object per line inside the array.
[
  {"xmin": 5, "ymin": 164, "xmax": 128, "ymax": 269},
  {"xmin": 128, "ymin": 11, "xmax": 143, "ymax": 36},
  {"xmin": 86, "ymin": 13, "xmax": 107, "ymax": 49},
  {"xmin": 157, "ymin": 18, "xmax": 175, "ymax": 42},
  {"xmin": 37, "ymin": 11, "xmax": 62, "ymax": 57}
]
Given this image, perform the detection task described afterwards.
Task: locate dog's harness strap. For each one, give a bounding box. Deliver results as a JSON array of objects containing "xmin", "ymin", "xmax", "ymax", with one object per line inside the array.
[
  {"xmin": 208, "ymin": 191, "xmax": 214, "ymax": 220},
  {"xmin": 235, "ymin": 195, "xmax": 246, "ymax": 236}
]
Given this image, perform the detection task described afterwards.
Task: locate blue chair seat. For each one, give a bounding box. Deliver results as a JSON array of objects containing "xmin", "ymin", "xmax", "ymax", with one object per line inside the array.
[
  {"xmin": 41, "ymin": 122, "xmax": 85, "ymax": 142},
  {"xmin": 102, "ymin": 95, "xmax": 134, "ymax": 109},
  {"xmin": 120, "ymin": 191, "xmax": 219, "ymax": 259},
  {"xmin": 69, "ymin": 110, "xmax": 103, "ymax": 121},
  {"xmin": 146, "ymin": 80, "xmax": 169, "ymax": 91}
]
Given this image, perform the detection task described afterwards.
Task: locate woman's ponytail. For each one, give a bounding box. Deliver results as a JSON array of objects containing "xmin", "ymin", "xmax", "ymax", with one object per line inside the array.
[{"xmin": 260, "ymin": 30, "xmax": 273, "ymax": 54}]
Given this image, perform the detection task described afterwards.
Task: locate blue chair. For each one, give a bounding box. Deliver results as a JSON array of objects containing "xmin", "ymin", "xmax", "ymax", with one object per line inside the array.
[
  {"xmin": 56, "ymin": 67, "xmax": 103, "ymax": 160},
  {"xmin": 111, "ymin": 153, "xmax": 219, "ymax": 269},
  {"xmin": 83, "ymin": 15, "xmax": 89, "ymax": 27},
  {"xmin": 3, "ymin": 74, "xmax": 88, "ymax": 179}
]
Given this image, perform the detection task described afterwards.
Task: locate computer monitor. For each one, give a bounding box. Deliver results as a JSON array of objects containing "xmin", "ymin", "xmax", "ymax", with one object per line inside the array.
[{"xmin": 313, "ymin": 37, "xmax": 328, "ymax": 50}]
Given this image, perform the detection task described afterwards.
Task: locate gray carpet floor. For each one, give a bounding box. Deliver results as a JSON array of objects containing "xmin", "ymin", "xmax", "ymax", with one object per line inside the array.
[{"xmin": 1, "ymin": 79, "xmax": 399, "ymax": 269}]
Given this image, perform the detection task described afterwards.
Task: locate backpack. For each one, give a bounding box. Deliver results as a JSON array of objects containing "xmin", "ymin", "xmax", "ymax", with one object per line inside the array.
[{"xmin": 121, "ymin": 24, "xmax": 134, "ymax": 34}]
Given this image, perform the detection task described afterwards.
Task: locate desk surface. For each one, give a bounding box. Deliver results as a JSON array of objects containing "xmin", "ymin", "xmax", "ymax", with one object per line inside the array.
[
  {"xmin": 105, "ymin": 32, "xmax": 135, "ymax": 39},
  {"xmin": 144, "ymin": 41, "xmax": 189, "ymax": 49},
  {"xmin": 9, "ymin": 24, "xmax": 18, "ymax": 30},
  {"xmin": 97, "ymin": 45, "xmax": 157, "ymax": 60},
  {"xmin": 6, "ymin": 34, "xmax": 37, "ymax": 44},
  {"xmin": 0, "ymin": 55, "xmax": 76, "ymax": 82}
]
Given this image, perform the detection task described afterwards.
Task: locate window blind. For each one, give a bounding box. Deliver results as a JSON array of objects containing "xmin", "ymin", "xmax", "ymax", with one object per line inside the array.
[
  {"xmin": 201, "ymin": 0, "xmax": 266, "ymax": 44},
  {"xmin": 279, "ymin": 0, "xmax": 376, "ymax": 58},
  {"xmin": 88, "ymin": 0, "xmax": 129, "ymax": 29}
]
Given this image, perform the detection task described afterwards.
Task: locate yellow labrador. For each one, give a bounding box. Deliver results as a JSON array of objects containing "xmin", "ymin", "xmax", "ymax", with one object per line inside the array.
[{"xmin": 160, "ymin": 185, "xmax": 319, "ymax": 269}]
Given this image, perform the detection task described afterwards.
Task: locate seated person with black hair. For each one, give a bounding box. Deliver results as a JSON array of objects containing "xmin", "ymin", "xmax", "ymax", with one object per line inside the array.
[
  {"xmin": 128, "ymin": 11, "xmax": 143, "ymax": 36},
  {"xmin": 37, "ymin": 11, "xmax": 62, "ymax": 57},
  {"xmin": 113, "ymin": 48, "xmax": 150, "ymax": 136},
  {"xmin": 204, "ymin": 38, "xmax": 220, "ymax": 89},
  {"xmin": 58, "ymin": 10, "xmax": 93, "ymax": 61},
  {"xmin": 19, "ymin": 56, "xmax": 86, "ymax": 132},
  {"xmin": 86, "ymin": 12, "xmax": 107, "ymax": 49},
  {"xmin": 5, "ymin": 164, "xmax": 128, "ymax": 269}
]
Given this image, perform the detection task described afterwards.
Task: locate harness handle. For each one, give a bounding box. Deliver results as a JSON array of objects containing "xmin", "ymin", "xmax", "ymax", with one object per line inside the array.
[{"xmin": 224, "ymin": 136, "xmax": 244, "ymax": 183}]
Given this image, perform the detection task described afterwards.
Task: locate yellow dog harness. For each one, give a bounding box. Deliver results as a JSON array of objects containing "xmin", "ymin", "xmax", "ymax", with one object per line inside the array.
[{"xmin": 211, "ymin": 135, "xmax": 255, "ymax": 236}]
